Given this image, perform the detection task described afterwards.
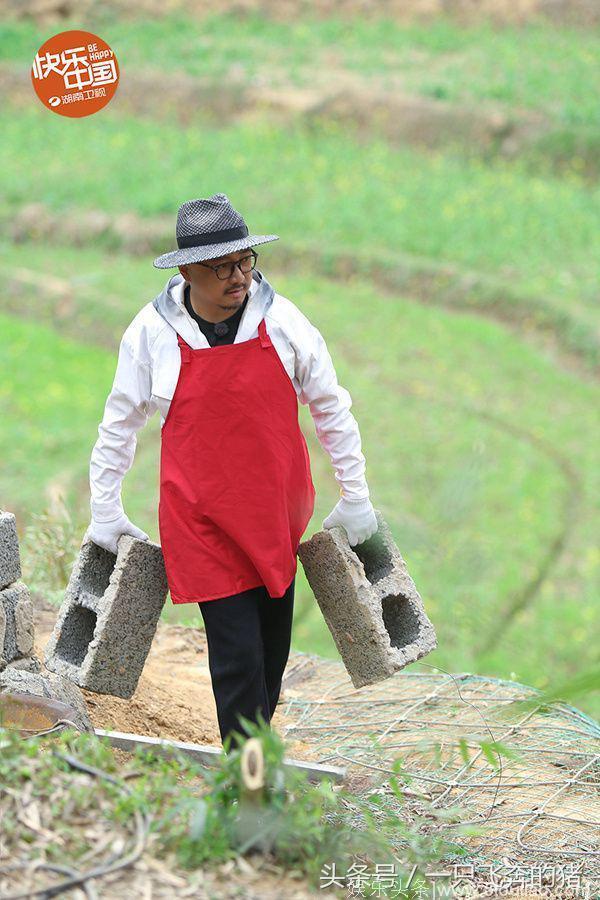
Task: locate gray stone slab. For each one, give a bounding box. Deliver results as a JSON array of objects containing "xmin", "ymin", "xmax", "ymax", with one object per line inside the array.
[
  {"xmin": 298, "ymin": 509, "xmax": 437, "ymax": 689},
  {"xmin": 0, "ymin": 509, "xmax": 21, "ymax": 590},
  {"xmin": 0, "ymin": 583, "xmax": 34, "ymax": 670},
  {"xmin": 3, "ymin": 655, "xmax": 41, "ymax": 674},
  {"xmin": 44, "ymin": 535, "xmax": 168, "ymax": 699},
  {"xmin": 0, "ymin": 669, "xmax": 92, "ymax": 732}
]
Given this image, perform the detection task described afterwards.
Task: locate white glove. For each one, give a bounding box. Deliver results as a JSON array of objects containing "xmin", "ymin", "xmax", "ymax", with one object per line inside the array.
[
  {"xmin": 322, "ymin": 496, "xmax": 378, "ymax": 547},
  {"xmin": 83, "ymin": 512, "xmax": 149, "ymax": 555}
]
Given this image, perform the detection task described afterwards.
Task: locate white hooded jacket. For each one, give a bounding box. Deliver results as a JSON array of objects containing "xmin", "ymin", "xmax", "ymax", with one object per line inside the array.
[{"xmin": 89, "ymin": 268, "xmax": 370, "ymax": 522}]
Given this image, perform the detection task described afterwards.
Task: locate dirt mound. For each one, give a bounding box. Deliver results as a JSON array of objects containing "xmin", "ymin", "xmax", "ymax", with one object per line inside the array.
[{"xmin": 32, "ymin": 594, "xmax": 319, "ymax": 762}]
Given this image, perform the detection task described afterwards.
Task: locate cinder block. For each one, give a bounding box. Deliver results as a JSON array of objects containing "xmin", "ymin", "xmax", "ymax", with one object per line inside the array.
[
  {"xmin": 0, "ymin": 583, "xmax": 35, "ymax": 671},
  {"xmin": 0, "ymin": 509, "xmax": 21, "ymax": 590},
  {"xmin": 298, "ymin": 509, "xmax": 437, "ymax": 688},
  {"xmin": 44, "ymin": 535, "xmax": 168, "ymax": 699},
  {"xmin": 15, "ymin": 591, "xmax": 35, "ymax": 655}
]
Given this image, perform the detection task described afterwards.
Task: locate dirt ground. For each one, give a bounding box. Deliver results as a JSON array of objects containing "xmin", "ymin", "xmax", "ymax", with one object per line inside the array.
[
  {"xmin": 25, "ymin": 597, "xmax": 583, "ymax": 899},
  {"xmin": 32, "ymin": 594, "xmax": 323, "ymax": 764},
  {"xmin": 0, "ymin": 597, "xmax": 354, "ymax": 898}
]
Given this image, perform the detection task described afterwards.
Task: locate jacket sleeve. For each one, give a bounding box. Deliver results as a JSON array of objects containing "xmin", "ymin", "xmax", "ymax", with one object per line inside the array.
[
  {"xmin": 294, "ymin": 320, "xmax": 370, "ymax": 501},
  {"xmin": 89, "ymin": 335, "xmax": 152, "ymax": 522}
]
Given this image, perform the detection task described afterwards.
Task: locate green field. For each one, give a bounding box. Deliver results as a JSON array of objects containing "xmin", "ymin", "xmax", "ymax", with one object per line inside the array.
[
  {"xmin": 1, "ymin": 9, "xmax": 598, "ymax": 718},
  {"xmin": 3, "ymin": 12, "xmax": 600, "ymax": 125}
]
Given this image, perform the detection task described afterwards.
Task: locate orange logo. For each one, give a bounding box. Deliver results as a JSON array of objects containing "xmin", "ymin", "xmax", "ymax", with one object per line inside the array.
[{"xmin": 31, "ymin": 30, "xmax": 119, "ymax": 117}]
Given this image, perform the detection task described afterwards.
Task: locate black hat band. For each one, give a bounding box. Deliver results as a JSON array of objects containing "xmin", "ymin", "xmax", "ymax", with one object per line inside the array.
[{"xmin": 177, "ymin": 224, "xmax": 249, "ymax": 249}]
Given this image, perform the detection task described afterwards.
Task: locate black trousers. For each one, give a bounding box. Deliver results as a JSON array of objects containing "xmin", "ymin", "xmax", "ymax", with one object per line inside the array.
[{"xmin": 198, "ymin": 575, "xmax": 295, "ymax": 752}]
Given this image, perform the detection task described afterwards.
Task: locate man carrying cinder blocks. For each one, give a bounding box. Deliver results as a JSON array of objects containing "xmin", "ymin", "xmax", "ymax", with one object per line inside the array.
[{"xmin": 85, "ymin": 192, "xmax": 378, "ymax": 752}]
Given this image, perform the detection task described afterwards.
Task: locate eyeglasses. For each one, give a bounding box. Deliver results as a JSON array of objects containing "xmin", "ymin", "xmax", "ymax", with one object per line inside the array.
[{"xmin": 198, "ymin": 250, "xmax": 258, "ymax": 281}]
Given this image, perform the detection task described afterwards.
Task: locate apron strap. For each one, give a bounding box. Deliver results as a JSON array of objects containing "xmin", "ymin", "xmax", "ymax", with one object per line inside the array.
[
  {"xmin": 177, "ymin": 327, "xmax": 266, "ymax": 358},
  {"xmin": 258, "ymin": 317, "xmax": 270, "ymax": 348},
  {"xmin": 177, "ymin": 332, "xmax": 193, "ymax": 364}
]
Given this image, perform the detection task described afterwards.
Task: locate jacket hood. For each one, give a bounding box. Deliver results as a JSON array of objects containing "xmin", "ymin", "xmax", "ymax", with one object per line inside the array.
[{"xmin": 152, "ymin": 268, "xmax": 275, "ymax": 341}]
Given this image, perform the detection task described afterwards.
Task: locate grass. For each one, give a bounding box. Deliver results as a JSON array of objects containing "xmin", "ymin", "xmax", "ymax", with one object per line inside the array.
[
  {"xmin": 0, "ymin": 715, "xmax": 470, "ymax": 897},
  {"xmin": 3, "ymin": 12, "xmax": 600, "ymax": 127},
  {"xmin": 0, "ymin": 313, "xmax": 108, "ymax": 518},
  {"xmin": 1, "ymin": 104, "xmax": 599, "ymax": 331}
]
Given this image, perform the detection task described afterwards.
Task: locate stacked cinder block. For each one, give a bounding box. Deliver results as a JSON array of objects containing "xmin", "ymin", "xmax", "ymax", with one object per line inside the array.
[
  {"xmin": 45, "ymin": 534, "xmax": 168, "ymax": 699},
  {"xmin": 298, "ymin": 509, "xmax": 437, "ymax": 689},
  {"xmin": 0, "ymin": 508, "xmax": 92, "ymax": 733},
  {"xmin": 0, "ymin": 509, "xmax": 38, "ymax": 674}
]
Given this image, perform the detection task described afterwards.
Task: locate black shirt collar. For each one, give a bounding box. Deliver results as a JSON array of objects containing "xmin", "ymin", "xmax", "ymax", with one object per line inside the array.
[{"xmin": 184, "ymin": 283, "xmax": 249, "ymax": 345}]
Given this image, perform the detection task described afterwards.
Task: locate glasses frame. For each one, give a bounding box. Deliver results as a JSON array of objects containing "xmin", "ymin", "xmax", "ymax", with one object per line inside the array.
[{"xmin": 197, "ymin": 249, "xmax": 258, "ymax": 281}]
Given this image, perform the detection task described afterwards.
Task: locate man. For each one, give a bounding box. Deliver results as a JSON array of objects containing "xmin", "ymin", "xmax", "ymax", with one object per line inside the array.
[{"xmin": 86, "ymin": 193, "xmax": 377, "ymax": 751}]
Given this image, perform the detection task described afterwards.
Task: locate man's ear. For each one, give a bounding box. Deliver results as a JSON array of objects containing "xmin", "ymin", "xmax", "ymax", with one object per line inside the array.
[{"xmin": 178, "ymin": 265, "xmax": 188, "ymax": 281}]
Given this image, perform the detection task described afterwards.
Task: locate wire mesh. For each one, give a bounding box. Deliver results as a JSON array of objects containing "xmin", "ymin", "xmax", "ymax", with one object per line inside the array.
[{"xmin": 279, "ymin": 652, "xmax": 600, "ymax": 896}]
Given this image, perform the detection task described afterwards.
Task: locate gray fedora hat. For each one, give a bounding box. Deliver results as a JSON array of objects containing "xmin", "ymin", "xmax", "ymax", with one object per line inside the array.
[{"xmin": 153, "ymin": 192, "xmax": 279, "ymax": 268}]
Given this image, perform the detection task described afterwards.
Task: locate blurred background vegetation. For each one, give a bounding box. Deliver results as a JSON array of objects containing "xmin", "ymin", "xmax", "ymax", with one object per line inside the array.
[{"xmin": 1, "ymin": 1, "xmax": 598, "ymax": 718}]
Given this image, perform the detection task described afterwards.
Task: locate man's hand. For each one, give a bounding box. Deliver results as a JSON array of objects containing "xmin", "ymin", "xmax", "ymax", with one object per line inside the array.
[
  {"xmin": 322, "ymin": 496, "xmax": 378, "ymax": 547},
  {"xmin": 84, "ymin": 512, "xmax": 150, "ymax": 555}
]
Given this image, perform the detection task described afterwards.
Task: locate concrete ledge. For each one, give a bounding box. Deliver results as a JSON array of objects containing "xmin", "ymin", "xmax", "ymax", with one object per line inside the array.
[{"xmin": 95, "ymin": 728, "xmax": 346, "ymax": 783}]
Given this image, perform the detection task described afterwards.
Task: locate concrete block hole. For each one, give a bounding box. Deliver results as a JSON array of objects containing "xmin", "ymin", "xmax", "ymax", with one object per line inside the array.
[
  {"xmin": 351, "ymin": 531, "xmax": 394, "ymax": 584},
  {"xmin": 382, "ymin": 594, "xmax": 421, "ymax": 650},
  {"xmin": 353, "ymin": 531, "xmax": 422, "ymax": 651},
  {"xmin": 80, "ymin": 543, "xmax": 115, "ymax": 596},
  {"xmin": 54, "ymin": 604, "xmax": 97, "ymax": 666}
]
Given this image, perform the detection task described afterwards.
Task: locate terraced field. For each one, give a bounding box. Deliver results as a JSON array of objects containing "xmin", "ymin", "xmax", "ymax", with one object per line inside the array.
[{"xmin": 1, "ymin": 6, "xmax": 598, "ymax": 718}]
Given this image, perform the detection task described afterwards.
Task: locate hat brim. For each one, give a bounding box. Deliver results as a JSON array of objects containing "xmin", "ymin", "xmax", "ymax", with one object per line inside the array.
[{"xmin": 153, "ymin": 234, "xmax": 279, "ymax": 269}]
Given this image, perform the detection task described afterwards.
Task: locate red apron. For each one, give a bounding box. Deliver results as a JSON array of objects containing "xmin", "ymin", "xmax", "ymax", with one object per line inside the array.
[{"xmin": 158, "ymin": 317, "xmax": 316, "ymax": 604}]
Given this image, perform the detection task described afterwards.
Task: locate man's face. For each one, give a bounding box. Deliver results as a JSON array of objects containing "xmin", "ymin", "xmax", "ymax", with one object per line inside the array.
[{"xmin": 178, "ymin": 249, "xmax": 254, "ymax": 316}]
